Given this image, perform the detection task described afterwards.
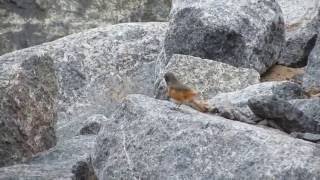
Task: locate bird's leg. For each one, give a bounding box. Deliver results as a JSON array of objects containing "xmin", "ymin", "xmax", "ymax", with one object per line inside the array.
[
  {"xmin": 176, "ymin": 103, "xmax": 182, "ymax": 109},
  {"xmin": 172, "ymin": 103, "xmax": 182, "ymax": 111},
  {"xmin": 170, "ymin": 103, "xmax": 182, "ymax": 111}
]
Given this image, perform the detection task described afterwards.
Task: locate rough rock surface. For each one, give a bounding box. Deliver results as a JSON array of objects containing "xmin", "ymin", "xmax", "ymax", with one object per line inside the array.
[
  {"xmin": 0, "ymin": 0, "xmax": 171, "ymax": 55},
  {"xmin": 0, "ymin": 22, "xmax": 167, "ymax": 172},
  {"xmin": 289, "ymin": 98, "xmax": 320, "ymax": 123},
  {"xmin": 30, "ymin": 135, "xmax": 96, "ymax": 180},
  {"xmin": 0, "ymin": 162, "xmax": 97, "ymax": 180},
  {"xmin": 303, "ymin": 37, "xmax": 320, "ymax": 91},
  {"xmin": 277, "ymin": 0, "xmax": 320, "ymax": 67},
  {"xmin": 291, "ymin": 132, "xmax": 320, "ymax": 143},
  {"xmin": 157, "ymin": 0, "xmax": 285, "ymax": 74},
  {"xmin": 93, "ymin": 94, "xmax": 320, "ymax": 179},
  {"xmin": 0, "ymin": 54, "xmax": 58, "ymax": 167},
  {"xmin": 0, "ymin": 22, "xmax": 167, "ymax": 139},
  {"xmin": 155, "ymin": 54, "xmax": 260, "ymax": 100},
  {"xmin": 0, "ymin": 136, "xmax": 97, "ymax": 180},
  {"xmin": 248, "ymin": 96, "xmax": 320, "ymax": 133},
  {"xmin": 208, "ymin": 81, "xmax": 304, "ymax": 124},
  {"xmin": 58, "ymin": 114, "xmax": 107, "ymax": 141},
  {"xmin": 80, "ymin": 122, "xmax": 102, "ymax": 135}
]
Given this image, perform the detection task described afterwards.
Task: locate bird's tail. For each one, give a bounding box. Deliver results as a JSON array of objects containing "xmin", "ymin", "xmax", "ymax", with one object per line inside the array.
[{"xmin": 190, "ymin": 99, "xmax": 208, "ymax": 113}]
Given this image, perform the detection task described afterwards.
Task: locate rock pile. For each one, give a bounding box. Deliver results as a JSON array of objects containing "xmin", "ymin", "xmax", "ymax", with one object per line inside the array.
[
  {"xmin": 0, "ymin": 0, "xmax": 320, "ymax": 179},
  {"xmin": 0, "ymin": 0, "xmax": 171, "ymax": 55}
]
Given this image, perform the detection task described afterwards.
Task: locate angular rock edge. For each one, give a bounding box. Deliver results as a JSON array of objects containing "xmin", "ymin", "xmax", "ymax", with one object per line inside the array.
[{"xmin": 93, "ymin": 94, "xmax": 320, "ymax": 179}]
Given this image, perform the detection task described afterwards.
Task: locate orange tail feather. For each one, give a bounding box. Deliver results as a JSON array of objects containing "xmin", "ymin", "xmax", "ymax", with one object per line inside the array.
[{"xmin": 190, "ymin": 99, "xmax": 208, "ymax": 112}]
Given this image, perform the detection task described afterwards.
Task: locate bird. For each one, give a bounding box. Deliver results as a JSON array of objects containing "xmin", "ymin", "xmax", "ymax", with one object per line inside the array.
[{"xmin": 164, "ymin": 72, "xmax": 208, "ymax": 112}]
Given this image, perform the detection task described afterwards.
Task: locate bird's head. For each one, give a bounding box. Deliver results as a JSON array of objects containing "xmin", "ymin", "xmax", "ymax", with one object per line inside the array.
[{"xmin": 164, "ymin": 72, "xmax": 179, "ymax": 85}]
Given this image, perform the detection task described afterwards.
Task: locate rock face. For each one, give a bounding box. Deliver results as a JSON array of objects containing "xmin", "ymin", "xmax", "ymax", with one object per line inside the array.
[
  {"xmin": 291, "ymin": 132, "xmax": 320, "ymax": 143},
  {"xmin": 0, "ymin": 0, "xmax": 171, "ymax": 55},
  {"xmin": 277, "ymin": 0, "xmax": 320, "ymax": 67},
  {"xmin": 0, "ymin": 22, "xmax": 167, "ymax": 171},
  {"xmin": 155, "ymin": 54, "xmax": 260, "ymax": 100},
  {"xmin": 0, "ymin": 22, "xmax": 167, "ymax": 139},
  {"xmin": 157, "ymin": 0, "xmax": 285, "ymax": 74},
  {"xmin": 208, "ymin": 81, "xmax": 304, "ymax": 124},
  {"xmin": 0, "ymin": 136, "xmax": 97, "ymax": 180},
  {"xmin": 289, "ymin": 98, "xmax": 320, "ymax": 123},
  {"xmin": 248, "ymin": 96, "xmax": 320, "ymax": 133},
  {"xmin": 0, "ymin": 54, "xmax": 58, "ymax": 167},
  {"xmin": 93, "ymin": 94, "xmax": 320, "ymax": 179},
  {"xmin": 2, "ymin": 0, "xmax": 320, "ymax": 179},
  {"xmin": 303, "ymin": 37, "xmax": 320, "ymax": 91},
  {"xmin": 80, "ymin": 122, "xmax": 102, "ymax": 135}
]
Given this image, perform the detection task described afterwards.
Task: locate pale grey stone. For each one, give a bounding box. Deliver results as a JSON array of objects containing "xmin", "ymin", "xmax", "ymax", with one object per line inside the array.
[
  {"xmin": 155, "ymin": 54, "xmax": 260, "ymax": 100},
  {"xmin": 157, "ymin": 0, "xmax": 285, "ymax": 74},
  {"xmin": 0, "ymin": 22, "xmax": 167, "ymax": 170},
  {"xmin": 0, "ymin": 136, "xmax": 97, "ymax": 180},
  {"xmin": 303, "ymin": 38, "xmax": 320, "ymax": 91},
  {"xmin": 0, "ymin": 0, "xmax": 171, "ymax": 55},
  {"xmin": 248, "ymin": 95, "xmax": 320, "ymax": 133},
  {"xmin": 208, "ymin": 81, "xmax": 304, "ymax": 124},
  {"xmin": 93, "ymin": 94, "xmax": 320, "ymax": 179},
  {"xmin": 277, "ymin": 0, "xmax": 320, "ymax": 67},
  {"xmin": 289, "ymin": 98, "xmax": 320, "ymax": 123},
  {"xmin": 291, "ymin": 132, "xmax": 320, "ymax": 143},
  {"xmin": 0, "ymin": 22, "xmax": 167, "ymax": 139}
]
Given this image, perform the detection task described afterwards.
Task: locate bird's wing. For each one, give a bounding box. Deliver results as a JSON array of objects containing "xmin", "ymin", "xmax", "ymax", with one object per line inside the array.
[{"xmin": 171, "ymin": 83, "xmax": 197, "ymax": 94}]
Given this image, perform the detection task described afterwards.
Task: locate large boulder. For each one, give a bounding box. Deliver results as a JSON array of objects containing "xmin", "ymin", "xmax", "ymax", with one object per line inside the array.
[
  {"xmin": 288, "ymin": 98, "xmax": 320, "ymax": 141},
  {"xmin": 303, "ymin": 37, "xmax": 320, "ymax": 92},
  {"xmin": 277, "ymin": 0, "xmax": 320, "ymax": 67},
  {"xmin": 93, "ymin": 94, "xmax": 320, "ymax": 179},
  {"xmin": 0, "ymin": 54, "xmax": 58, "ymax": 167},
  {"xmin": 248, "ymin": 96, "xmax": 320, "ymax": 133},
  {"xmin": 155, "ymin": 54, "xmax": 260, "ymax": 100},
  {"xmin": 0, "ymin": 136, "xmax": 97, "ymax": 180},
  {"xmin": 0, "ymin": 22, "xmax": 167, "ymax": 139},
  {"xmin": 51, "ymin": 22, "xmax": 167, "ymax": 140},
  {"xmin": 208, "ymin": 81, "xmax": 304, "ymax": 124},
  {"xmin": 291, "ymin": 132, "xmax": 320, "ymax": 143},
  {"xmin": 0, "ymin": 0, "xmax": 171, "ymax": 55},
  {"xmin": 289, "ymin": 98, "xmax": 320, "ymax": 123},
  {"xmin": 0, "ymin": 22, "xmax": 167, "ymax": 168},
  {"xmin": 156, "ymin": 0, "xmax": 285, "ymax": 74}
]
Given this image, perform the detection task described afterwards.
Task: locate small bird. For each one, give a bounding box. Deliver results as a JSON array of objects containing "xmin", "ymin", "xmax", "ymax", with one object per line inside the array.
[{"xmin": 164, "ymin": 72, "xmax": 208, "ymax": 112}]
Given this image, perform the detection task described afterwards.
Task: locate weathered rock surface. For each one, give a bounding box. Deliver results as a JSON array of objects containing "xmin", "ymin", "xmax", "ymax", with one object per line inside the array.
[
  {"xmin": 287, "ymin": 98, "xmax": 320, "ymax": 142},
  {"xmin": 260, "ymin": 65, "xmax": 304, "ymax": 83},
  {"xmin": 0, "ymin": 22, "xmax": 167, "ymax": 172},
  {"xmin": 0, "ymin": 136, "xmax": 97, "ymax": 180},
  {"xmin": 93, "ymin": 94, "xmax": 320, "ymax": 179},
  {"xmin": 303, "ymin": 37, "xmax": 320, "ymax": 91},
  {"xmin": 0, "ymin": 162, "xmax": 97, "ymax": 180},
  {"xmin": 208, "ymin": 81, "xmax": 304, "ymax": 124},
  {"xmin": 29, "ymin": 135, "xmax": 96, "ymax": 165},
  {"xmin": 0, "ymin": 0, "xmax": 171, "ymax": 55},
  {"xmin": 291, "ymin": 132, "xmax": 320, "ymax": 143},
  {"xmin": 155, "ymin": 54, "xmax": 260, "ymax": 100},
  {"xmin": 79, "ymin": 122, "xmax": 102, "ymax": 136},
  {"xmin": 0, "ymin": 22, "xmax": 167, "ymax": 139},
  {"xmin": 58, "ymin": 114, "xmax": 107, "ymax": 141},
  {"xmin": 277, "ymin": 0, "xmax": 320, "ymax": 67},
  {"xmin": 0, "ymin": 54, "xmax": 58, "ymax": 167},
  {"xmin": 248, "ymin": 96, "xmax": 320, "ymax": 133},
  {"xmin": 0, "ymin": 163, "xmax": 77, "ymax": 180},
  {"xmin": 289, "ymin": 98, "xmax": 320, "ymax": 123},
  {"xmin": 157, "ymin": 0, "xmax": 285, "ymax": 74},
  {"xmin": 79, "ymin": 115, "xmax": 104, "ymax": 135}
]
